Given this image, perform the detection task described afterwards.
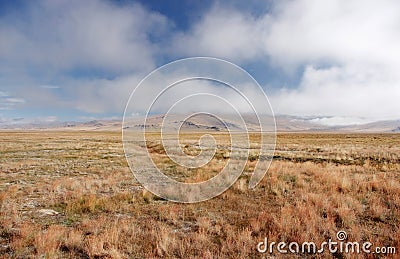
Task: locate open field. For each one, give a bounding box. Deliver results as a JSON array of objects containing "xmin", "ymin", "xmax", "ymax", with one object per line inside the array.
[{"xmin": 0, "ymin": 131, "xmax": 399, "ymax": 258}]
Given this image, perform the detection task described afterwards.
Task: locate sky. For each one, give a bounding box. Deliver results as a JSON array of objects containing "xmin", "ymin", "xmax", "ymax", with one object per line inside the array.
[{"xmin": 0, "ymin": 0, "xmax": 399, "ymax": 125}]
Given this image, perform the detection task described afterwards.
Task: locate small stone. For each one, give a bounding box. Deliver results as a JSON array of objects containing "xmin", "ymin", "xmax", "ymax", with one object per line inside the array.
[
  {"xmin": 38, "ymin": 209, "xmax": 59, "ymax": 216},
  {"xmin": 222, "ymin": 151, "xmax": 230, "ymax": 159}
]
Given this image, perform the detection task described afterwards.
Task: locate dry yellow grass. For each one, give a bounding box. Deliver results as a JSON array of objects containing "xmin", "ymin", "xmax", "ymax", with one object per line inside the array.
[{"xmin": 0, "ymin": 131, "xmax": 399, "ymax": 258}]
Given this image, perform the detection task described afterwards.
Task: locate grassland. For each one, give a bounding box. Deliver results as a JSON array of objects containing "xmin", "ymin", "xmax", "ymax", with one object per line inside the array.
[{"xmin": 0, "ymin": 131, "xmax": 399, "ymax": 258}]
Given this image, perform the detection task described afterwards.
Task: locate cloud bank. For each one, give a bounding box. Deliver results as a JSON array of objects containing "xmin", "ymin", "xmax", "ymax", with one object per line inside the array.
[
  {"xmin": 265, "ymin": 0, "xmax": 400, "ymax": 121},
  {"xmin": 0, "ymin": 0, "xmax": 399, "ymax": 123}
]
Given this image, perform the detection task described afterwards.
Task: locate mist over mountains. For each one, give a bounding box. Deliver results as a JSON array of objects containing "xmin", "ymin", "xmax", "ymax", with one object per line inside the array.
[{"xmin": 1, "ymin": 114, "xmax": 399, "ymax": 133}]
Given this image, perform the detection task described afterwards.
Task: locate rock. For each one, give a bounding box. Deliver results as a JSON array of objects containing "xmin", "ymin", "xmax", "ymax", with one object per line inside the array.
[
  {"xmin": 38, "ymin": 209, "xmax": 59, "ymax": 216},
  {"xmin": 23, "ymin": 200, "xmax": 40, "ymax": 209},
  {"xmin": 222, "ymin": 151, "xmax": 230, "ymax": 159}
]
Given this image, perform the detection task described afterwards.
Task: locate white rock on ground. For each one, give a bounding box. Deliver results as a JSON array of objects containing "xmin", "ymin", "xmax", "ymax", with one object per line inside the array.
[{"xmin": 38, "ymin": 209, "xmax": 59, "ymax": 216}]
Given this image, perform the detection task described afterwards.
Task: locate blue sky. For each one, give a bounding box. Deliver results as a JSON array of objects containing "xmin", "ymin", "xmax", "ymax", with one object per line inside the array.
[{"xmin": 0, "ymin": 0, "xmax": 399, "ymax": 125}]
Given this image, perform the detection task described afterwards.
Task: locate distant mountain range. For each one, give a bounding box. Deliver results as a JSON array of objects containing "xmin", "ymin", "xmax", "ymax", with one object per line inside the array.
[
  {"xmin": 1, "ymin": 115, "xmax": 400, "ymax": 133},
  {"xmin": 275, "ymin": 116, "xmax": 400, "ymax": 132}
]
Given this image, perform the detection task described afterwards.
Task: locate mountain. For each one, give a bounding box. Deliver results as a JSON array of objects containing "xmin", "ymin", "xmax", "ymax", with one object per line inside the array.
[
  {"xmin": 123, "ymin": 114, "xmax": 272, "ymax": 132},
  {"xmin": 0, "ymin": 119, "xmax": 121, "ymax": 131},
  {"xmin": 276, "ymin": 116, "xmax": 400, "ymax": 132},
  {"xmin": 338, "ymin": 120, "xmax": 400, "ymax": 132},
  {"xmin": 1, "ymin": 115, "xmax": 400, "ymax": 133}
]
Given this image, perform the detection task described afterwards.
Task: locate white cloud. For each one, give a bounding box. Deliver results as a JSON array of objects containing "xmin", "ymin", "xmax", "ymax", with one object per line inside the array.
[
  {"xmin": 40, "ymin": 85, "xmax": 60, "ymax": 89},
  {"xmin": 265, "ymin": 0, "xmax": 400, "ymax": 121},
  {"xmin": 167, "ymin": 1, "xmax": 400, "ymax": 122},
  {"xmin": 170, "ymin": 6, "xmax": 268, "ymax": 63},
  {"xmin": 0, "ymin": 0, "xmax": 169, "ymax": 73},
  {"xmin": 0, "ymin": 91, "xmax": 26, "ymax": 110},
  {"xmin": 309, "ymin": 116, "xmax": 376, "ymax": 126},
  {"xmin": 0, "ymin": 0, "xmax": 169, "ymax": 115},
  {"xmin": 271, "ymin": 65, "xmax": 400, "ymax": 120},
  {"xmin": 62, "ymin": 75, "xmax": 142, "ymax": 114},
  {"xmin": 264, "ymin": 0, "xmax": 400, "ymax": 68},
  {"xmin": 69, "ymin": 71, "xmax": 265, "ymax": 116}
]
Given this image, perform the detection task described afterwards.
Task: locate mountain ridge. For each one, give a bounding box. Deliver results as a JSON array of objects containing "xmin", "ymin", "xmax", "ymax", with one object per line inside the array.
[{"xmin": 1, "ymin": 116, "xmax": 400, "ymax": 133}]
